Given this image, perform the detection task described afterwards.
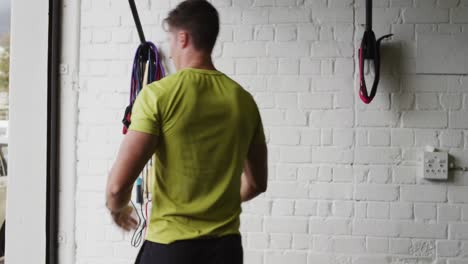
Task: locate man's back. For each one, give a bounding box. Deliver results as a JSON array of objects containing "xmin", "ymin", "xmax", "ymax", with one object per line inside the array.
[{"xmin": 128, "ymin": 67, "xmax": 265, "ymax": 244}]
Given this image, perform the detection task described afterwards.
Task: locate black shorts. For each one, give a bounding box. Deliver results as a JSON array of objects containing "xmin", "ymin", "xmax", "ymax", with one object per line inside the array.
[{"xmin": 134, "ymin": 234, "xmax": 243, "ymax": 264}]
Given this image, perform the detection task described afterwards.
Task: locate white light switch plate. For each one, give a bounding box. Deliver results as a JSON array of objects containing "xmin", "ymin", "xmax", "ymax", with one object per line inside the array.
[{"xmin": 423, "ymin": 151, "xmax": 448, "ymax": 180}]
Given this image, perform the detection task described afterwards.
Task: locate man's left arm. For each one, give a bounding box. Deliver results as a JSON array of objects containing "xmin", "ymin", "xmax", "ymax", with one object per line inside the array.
[{"xmin": 105, "ymin": 130, "xmax": 158, "ymax": 214}]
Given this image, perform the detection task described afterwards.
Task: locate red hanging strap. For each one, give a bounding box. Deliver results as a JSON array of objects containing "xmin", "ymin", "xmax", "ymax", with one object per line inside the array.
[{"xmin": 358, "ymin": 30, "xmax": 393, "ymax": 104}]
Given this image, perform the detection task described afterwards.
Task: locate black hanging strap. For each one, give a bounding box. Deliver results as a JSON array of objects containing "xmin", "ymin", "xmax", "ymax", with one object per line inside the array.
[
  {"xmin": 358, "ymin": 0, "xmax": 393, "ymax": 104},
  {"xmin": 128, "ymin": 0, "xmax": 147, "ymax": 44}
]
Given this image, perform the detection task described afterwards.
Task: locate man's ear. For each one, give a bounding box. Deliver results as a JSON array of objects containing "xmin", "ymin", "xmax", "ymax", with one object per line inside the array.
[{"xmin": 178, "ymin": 31, "xmax": 189, "ymax": 49}]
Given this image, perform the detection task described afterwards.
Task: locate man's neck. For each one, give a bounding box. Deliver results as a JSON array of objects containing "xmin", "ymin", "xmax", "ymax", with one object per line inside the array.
[
  {"xmin": 184, "ymin": 62, "xmax": 216, "ymax": 71},
  {"xmin": 178, "ymin": 51, "xmax": 216, "ymax": 71}
]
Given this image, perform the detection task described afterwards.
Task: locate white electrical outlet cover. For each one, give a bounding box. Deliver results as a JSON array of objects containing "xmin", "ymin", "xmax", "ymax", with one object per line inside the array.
[{"xmin": 423, "ymin": 151, "xmax": 448, "ymax": 180}]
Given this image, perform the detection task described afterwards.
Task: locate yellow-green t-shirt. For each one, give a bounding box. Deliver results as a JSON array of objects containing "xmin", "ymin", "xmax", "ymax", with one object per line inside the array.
[{"xmin": 128, "ymin": 67, "xmax": 265, "ymax": 244}]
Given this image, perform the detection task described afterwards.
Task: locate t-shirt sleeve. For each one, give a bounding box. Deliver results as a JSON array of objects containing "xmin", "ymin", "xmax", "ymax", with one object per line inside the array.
[
  {"xmin": 128, "ymin": 86, "xmax": 161, "ymax": 136},
  {"xmin": 251, "ymin": 100, "xmax": 266, "ymax": 144}
]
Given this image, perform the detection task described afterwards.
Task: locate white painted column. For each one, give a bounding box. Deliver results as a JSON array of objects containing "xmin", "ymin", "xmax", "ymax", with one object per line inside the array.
[{"xmin": 6, "ymin": 0, "xmax": 49, "ymax": 262}]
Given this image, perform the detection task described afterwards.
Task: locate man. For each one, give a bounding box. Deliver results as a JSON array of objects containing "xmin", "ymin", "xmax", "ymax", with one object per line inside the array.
[{"xmin": 105, "ymin": 1, "xmax": 268, "ymax": 263}]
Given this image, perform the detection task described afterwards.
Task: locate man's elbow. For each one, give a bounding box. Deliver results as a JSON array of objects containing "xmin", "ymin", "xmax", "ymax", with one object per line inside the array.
[{"xmin": 107, "ymin": 178, "xmax": 128, "ymax": 198}]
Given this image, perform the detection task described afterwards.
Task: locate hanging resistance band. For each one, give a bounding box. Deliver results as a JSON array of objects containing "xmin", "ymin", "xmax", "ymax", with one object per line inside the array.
[
  {"xmin": 358, "ymin": 0, "xmax": 393, "ymax": 104},
  {"xmin": 121, "ymin": 42, "xmax": 165, "ymax": 134}
]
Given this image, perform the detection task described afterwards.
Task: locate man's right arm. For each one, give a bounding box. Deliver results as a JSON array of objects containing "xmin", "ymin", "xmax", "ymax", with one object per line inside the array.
[{"xmin": 240, "ymin": 143, "xmax": 268, "ymax": 202}]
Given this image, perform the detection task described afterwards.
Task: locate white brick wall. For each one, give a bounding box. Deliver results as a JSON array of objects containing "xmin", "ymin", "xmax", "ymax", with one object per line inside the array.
[{"xmin": 75, "ymin": 0, "xmax": 468, "ymax": 263}]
